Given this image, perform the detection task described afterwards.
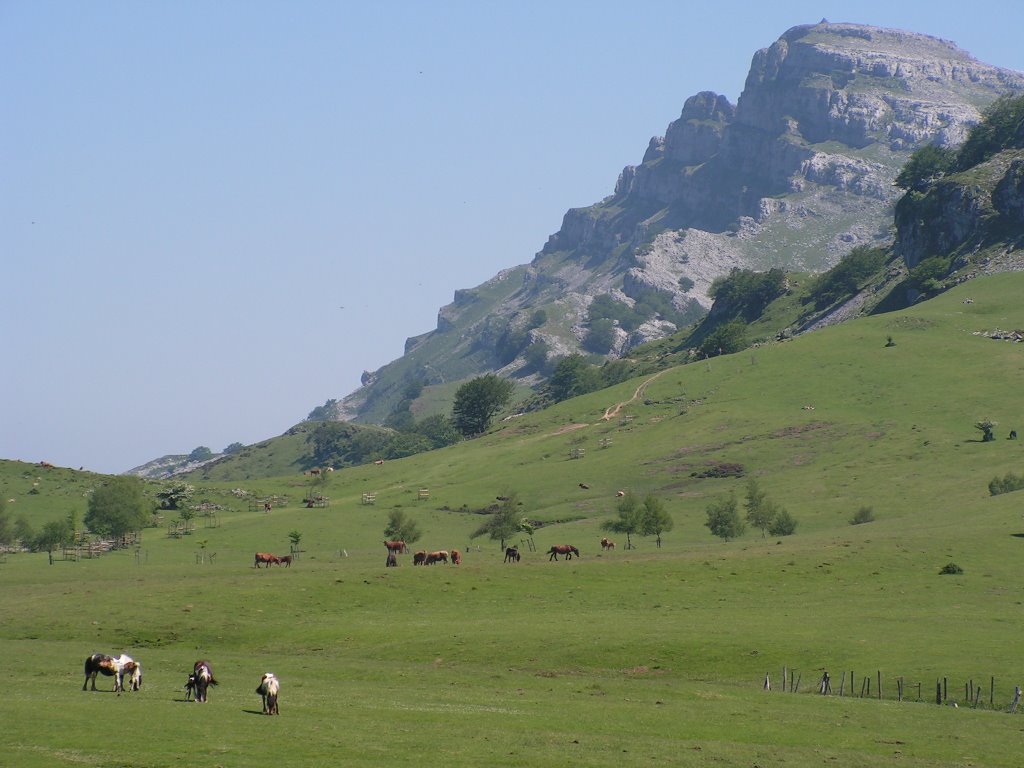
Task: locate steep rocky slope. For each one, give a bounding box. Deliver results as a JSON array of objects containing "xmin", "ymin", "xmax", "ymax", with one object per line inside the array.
[{"xmin": 336, "ymin": 21, "xmax": 1024, "ymax": 424}]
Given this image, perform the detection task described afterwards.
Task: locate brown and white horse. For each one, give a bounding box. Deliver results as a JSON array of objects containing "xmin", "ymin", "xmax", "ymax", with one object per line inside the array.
[
  {"xmin": 601, "ymin": 537, "xmax": 616, "ymax": 550},
  {"xmin": 256, "ymin": 672, "xmax": 280, "ymax": 715},
  {"xmin": 187, "ymin": 660, "xmax": 217, "ymax": 702},
  {"xmin": 548, "ymin": 544, "xmax": 580, "ymax": 561},
  {"xmin": 83, "ymin": 653, "xmax": 142, "ymax": 693}
]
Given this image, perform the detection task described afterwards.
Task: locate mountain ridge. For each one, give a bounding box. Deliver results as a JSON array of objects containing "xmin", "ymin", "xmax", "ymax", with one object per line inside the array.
[{"xmin": 332, "ymin": 20, "xmax": 1024, "ymax": 426}]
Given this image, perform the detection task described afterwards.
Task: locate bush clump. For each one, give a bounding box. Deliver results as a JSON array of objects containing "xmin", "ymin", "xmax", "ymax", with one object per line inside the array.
[
  {"xmin": 989, "ymin": 471, "xmax": 1024, "ymax": 496},
  {"xmin": 849, "ymin": 506, "xmax": 875, "ymax": 525},
  {"xmin": 939, "ymin": 562, "xmax": 964, "ymax": 575}
]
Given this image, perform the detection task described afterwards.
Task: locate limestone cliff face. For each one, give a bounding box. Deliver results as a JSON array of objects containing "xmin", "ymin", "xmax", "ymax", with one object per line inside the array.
[{"xmin": 336, "ymin": 21, "xmax": 1024, "ymax": 425}]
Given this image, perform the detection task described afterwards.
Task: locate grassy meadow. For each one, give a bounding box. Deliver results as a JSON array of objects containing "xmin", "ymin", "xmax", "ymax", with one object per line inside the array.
[{"xmin": 3, "ymin": 273, "xmax": 1024, "ymax": 767}]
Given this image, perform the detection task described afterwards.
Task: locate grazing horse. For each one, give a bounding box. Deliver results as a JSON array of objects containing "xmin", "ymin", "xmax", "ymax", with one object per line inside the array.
[
  {"xmin": 256, "ymin": 673, "xmax": 280, "ymax": 715},
  {"xmin": 83, "ymin": 653, "xmax": 141, "ymax": 693},
  {"xmin": 190, "ymin": 660, "xmax": 217, "ymax": 703},
  {"xmin": 547, "ymin": 544, "xmax": 580, "ymax": 561},
  {"xmin": 254, "ymin": 552, "xmax": 277, "ymax": 568},
  {"xmin": 450, "ymin": 549, "xmax": 461, "ymax": 565},
  {"xmin": 412, "ymin": 550, "xmax": 427, "ymax": 565},
  {"xmin": 385, "ymin": 551, "xmax": 398, "ymax": 567},
  {"xmin": 504, "ymin": 546, "xmax": 520, "ymax": 563},
  {"xmin": 601, "ymin": 537, "xmax": 615, "ymax": 550},
  {"xmin": 384, "ymin": 540, "xmax": 408, "ymax": 554},
  {"xmin": 424, "ymin": 550, "xmax": 449, "ymax": 565},
  {"xmin": 277, "ymin": 555, "xmax": 292, "ymax": 567}
]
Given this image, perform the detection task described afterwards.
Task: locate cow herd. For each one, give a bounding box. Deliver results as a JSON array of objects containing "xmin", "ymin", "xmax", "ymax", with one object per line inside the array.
[{"xmin": 83, "ymin": 653, "xmax": 280, "ymax": 714}]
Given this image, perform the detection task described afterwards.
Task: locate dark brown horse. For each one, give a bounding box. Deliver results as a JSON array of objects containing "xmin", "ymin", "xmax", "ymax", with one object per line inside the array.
[
  {"xmin": 504, "ymin": 546, "xmax": 520, "ymax": 563},
  {"xmin": 413, "ymin": 550, "xmax": 427, "ymax": 565},
  {"xmin": 547, "ymin": 544, "xmax": 580, "ymax": 561}
]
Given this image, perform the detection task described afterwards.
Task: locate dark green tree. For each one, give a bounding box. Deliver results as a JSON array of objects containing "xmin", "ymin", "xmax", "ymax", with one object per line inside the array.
[
  {"xmin": 413, "ymin": 414, "xmax": 461, "ymax": 449},
  {"xmin": 223, "ymin": 442, "xmax": 245, "ymax": 455},
  {"xmin": 188, "ymin": 446, "xmax": 213, "ymax": 462},
  {"xmin": 471, "ymin": 494, "xmax": 521, "ymax": 549},
  {"xmin": 547, "ymin": 354, "xmax": 602, "ymax": 403},
  {"xmin": 85, "ymin": 476, "xmax": 149, "ymax": 539},
  {"xmin": 698, "ymin": 320, "xmax": 748, "ymax": 358},
  {"xmin": 34, "ymin": 518, "xmax": 74, "ymax": 565},
  {"xmin": 452, "ymin": 374, "xmax": 515, "ymax": 437},
  {"xmin": 384, "ymin": 509, "xmax": 422, "ymax": 545},
  {"xmin": 894, "ymin": 144, "xmax": 956, "ymax": 190},
  {"xmin": 768, "ymin": 509, "xmax": 798, "ymax": 536},
  {"xmin": 640, "ymin": 494, "xmax": 674, "ymax": 547},
  {"xmin": 705, "ymin": 493, "xmax": 745, "ymax": 541},
  {"xmin": 602, "ymin": 491, "xmax": 645, "ymax": 549},
  {"xmin": 584, "ymin": 318, "xmax": 617, "ymax": 353}
]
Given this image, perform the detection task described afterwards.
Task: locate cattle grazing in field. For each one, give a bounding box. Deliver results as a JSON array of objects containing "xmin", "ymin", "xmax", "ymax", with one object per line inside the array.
[
  {"xmin": 277, "ymin": 555, "xmax": 292, "ymax": 568},
  {"xmin": 413, "ymin": 550, "xmax": 427, "ymax": 565},
  {"xmin": 601, "ymin": 537, "xmax": 615, "ymax": 550},
  {"xmin": 189, "ymin": 660, "xmax": 217, "ymax": 702},
  {"xmin": 384, "ymin": 540, "xmax": 408, "ymax": 554},
  {"xmin": 254, "ymin": 552, "xmax": 277, "ymax": 568},
  {"xmin": 450, "ymin": 549, "xmax": 461, "ymax": 565},
  {"xmin": 424, "ymin": 550, "xmax": 449, "ymax": 565},
  {"xmin": 504, "ymin": 546, "xmax": 520, "ymax": 563},
  {"xmin": 83, "ymin": 653, "xmax": 141, "ymax": 693},
  {"xmin": 256, "ymin": 673, "xmax": 280, "ymax": 715},
  {"xmin": 548, "ymin": 544, "xmax": 580, "ymax": 561},
  {"xmin": 386, "ymin": 551, "xmax": 397, "ymax": 567}
]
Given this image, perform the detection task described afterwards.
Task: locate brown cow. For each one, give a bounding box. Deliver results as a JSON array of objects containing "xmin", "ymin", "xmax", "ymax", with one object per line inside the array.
[
  {"xmin": 424, "ymin": 550, "xmax": 449, "ymax": 565},
  {"xmin": 254, "ymin": 552, "xmax": 277, "ymax": 568}
]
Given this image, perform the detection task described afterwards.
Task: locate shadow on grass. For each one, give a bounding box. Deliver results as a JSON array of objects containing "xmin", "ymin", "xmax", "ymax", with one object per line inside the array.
[
  {"xmin": 242, "ymin": 709, "xmax": 269, "ymax": 716},
  {"xmin": 1010, "ymin": 533, "xmax": 1024, "ymax": 538}
]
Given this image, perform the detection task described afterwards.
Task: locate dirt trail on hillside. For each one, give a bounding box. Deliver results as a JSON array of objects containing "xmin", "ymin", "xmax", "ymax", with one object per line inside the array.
[{"xmin": 601, "ymin": 370, "xmax": 667, "ymax": 421}]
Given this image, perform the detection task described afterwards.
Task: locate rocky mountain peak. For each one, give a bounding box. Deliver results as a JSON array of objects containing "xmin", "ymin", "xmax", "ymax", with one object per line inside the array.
[{"xmin": 334, "ymin": 21, "xmax": 1024, "ymax": 425}]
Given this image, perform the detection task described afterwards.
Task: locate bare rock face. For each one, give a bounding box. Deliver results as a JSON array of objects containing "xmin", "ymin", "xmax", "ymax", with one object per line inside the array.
[{"xmin": 336, "ymin": 21, "xmax": 1024, "ymax": 425}]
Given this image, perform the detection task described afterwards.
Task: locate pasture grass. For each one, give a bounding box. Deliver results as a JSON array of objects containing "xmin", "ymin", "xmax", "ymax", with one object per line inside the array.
[{"xmin": 4, "ymin": 273, "xmax": 1024, "ymax": 766}]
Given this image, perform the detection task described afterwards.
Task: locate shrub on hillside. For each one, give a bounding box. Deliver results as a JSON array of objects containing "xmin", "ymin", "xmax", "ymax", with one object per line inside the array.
[
  {"xmin": 768, "ymin": 509, "xmax": 798, "ymax": 536},
  {"xmin": 849, "ymin": 506, "xmax": 875, "ymax": 525},
  {"xmin": 939, "ymin": 562, "xmax": 964, "ymax": 575},
  {"xmin": 988, "ymin": 471, "xmax": 1024, "ymax": 495}
]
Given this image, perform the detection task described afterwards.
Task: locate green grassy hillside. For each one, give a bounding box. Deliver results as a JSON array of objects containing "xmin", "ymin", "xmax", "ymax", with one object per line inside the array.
[{"xmin": 3, "ymin": 273, "xmax": 1024, "ymax": 767}]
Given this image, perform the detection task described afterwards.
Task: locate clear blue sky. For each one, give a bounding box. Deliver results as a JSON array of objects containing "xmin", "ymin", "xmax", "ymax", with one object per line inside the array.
[{"xmin": 3, "ymin": 1, "xmax": 1022, "ymax": 474}]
